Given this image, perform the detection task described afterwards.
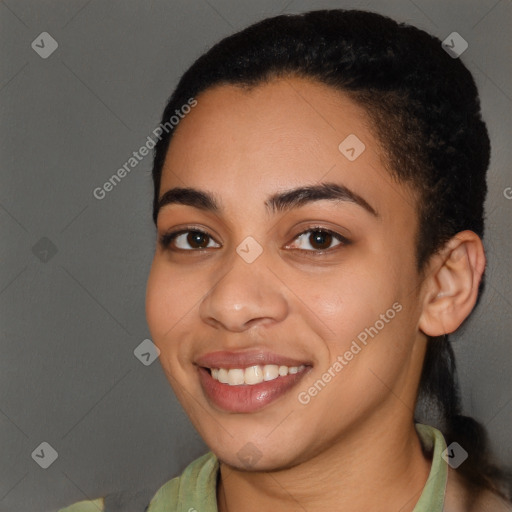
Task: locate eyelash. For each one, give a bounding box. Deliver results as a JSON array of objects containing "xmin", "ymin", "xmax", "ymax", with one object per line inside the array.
[{"xmin": 158, "ymin": 225, "xmax": 350, "ymax": 255}]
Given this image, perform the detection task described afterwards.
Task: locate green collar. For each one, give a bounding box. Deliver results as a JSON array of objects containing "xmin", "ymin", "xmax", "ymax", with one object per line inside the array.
[{"xmin": 147, "ymin": 423, "xmax": 448, "ymax": 511}]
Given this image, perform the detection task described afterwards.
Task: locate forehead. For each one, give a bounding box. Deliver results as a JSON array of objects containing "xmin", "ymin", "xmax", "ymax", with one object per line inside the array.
[
  {"xmin": 160, "ymin": 77, "xmax": 416, "ymax": 224},
  {"xmin": 166, "ymin": 77, "xmax": 374, "ymax": 167}
]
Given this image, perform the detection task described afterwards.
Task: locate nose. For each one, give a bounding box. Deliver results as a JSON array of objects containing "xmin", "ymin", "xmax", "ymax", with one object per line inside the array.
[{"xmin": 198, "ymin": 249, "xmax": 288, "ymax": 332}]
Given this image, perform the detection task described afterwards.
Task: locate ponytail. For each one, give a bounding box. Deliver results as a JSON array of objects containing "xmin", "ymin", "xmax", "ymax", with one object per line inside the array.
[{"xmin": 415, "ymin": 334, "xmax": 512, "ymax": 501}]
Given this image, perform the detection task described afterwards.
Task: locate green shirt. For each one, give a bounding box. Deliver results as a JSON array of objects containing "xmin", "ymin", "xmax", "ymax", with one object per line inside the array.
[{"xmin": 59, "ymin": 423, "xmax": 447, "ymax": 512}]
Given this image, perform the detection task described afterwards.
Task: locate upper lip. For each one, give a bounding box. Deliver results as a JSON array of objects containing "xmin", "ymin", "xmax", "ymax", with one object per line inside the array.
[{"xmin": 195, "ymin": 350, "xmax": 312, "ymax": 369}]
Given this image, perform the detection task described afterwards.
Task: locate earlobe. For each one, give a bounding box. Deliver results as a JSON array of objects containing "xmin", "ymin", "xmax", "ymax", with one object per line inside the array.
[{"xmin": 418, "ymin": 231, "xmax": 486, "ymax": 337}]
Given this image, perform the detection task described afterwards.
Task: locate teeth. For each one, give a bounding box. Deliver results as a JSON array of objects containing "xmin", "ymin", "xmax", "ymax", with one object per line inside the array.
[
  {"xmin": 244, "ymin": 365, "xmax": 263, "ymax": 385},
  {"xmin": 217, "ymin": 368, "xmax": 229, "ymax": 384},
  {"xmin": 209, "ymin": 364, "xmax": 306, "ymax": 385},
  {"xmin": 263, "ymin": 364, "xmax": 279, "ymax": 381},
  {"xmin": 227, "ymin": 369, "xmax": 245, "ymax": 386}
]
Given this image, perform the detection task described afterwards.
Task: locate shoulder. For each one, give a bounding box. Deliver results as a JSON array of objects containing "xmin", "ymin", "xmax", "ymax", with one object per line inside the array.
[
  {"xmin": 472, "ymin": 490, "xmax": 512, "ymax": 512},
  {"xmin": 147, "ymin": 451, "xmax": 219, "ymax": 510},
  {"xmin": 57, "ymin": 452, "xmax": 218, "ymax": 512},
  {"xmin": 413, "ymin": 423, "xmax": 512, "ymax": 512},
  {"xmin": 444, "ymin": 466, "xmax": 512, "ymax": 512},
  {"xmin": 57, "ymin": 497, "xmax": 104, "ymax": 512}
]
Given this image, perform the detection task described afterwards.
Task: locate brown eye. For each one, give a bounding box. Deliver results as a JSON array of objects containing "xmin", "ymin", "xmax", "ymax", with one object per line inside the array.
[
  {"xmin": 308, "ymin": 230, "xmax": 333, "ymax": 250},
  {"xmin": 159, "ymin": 229, "xmax": 221, "ymax": 251},
  {"xmin": 287, "ymin": 228, "xmax": 349, "ymax": 252},
  {"xmin": 186, "ymin": 231, "xmax": 210, "ymax": 249}
]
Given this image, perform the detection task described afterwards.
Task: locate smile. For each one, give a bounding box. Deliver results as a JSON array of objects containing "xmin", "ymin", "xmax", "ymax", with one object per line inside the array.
[{"xmin": 209, "ymin": 364, "xmax": 307, "ymax": 385}]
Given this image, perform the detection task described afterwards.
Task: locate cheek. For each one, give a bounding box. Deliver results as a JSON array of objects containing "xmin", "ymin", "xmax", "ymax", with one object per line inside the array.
[
  {"xmin": 146, "ymin": 261, "xmax": 196, "ymax": 328},
  {"xmin": 302, "ymin": 255, "xmax": 417, "ymax": 399},
  {"xmin": 145, "ymin": 265, "xmax": 192, "ymax": 391},
  {"xmin": 146, "ymin": 260, "xmax": 212, "ymax": 376},
  {"xmin": 145, "ymin": 263, "xmax": 168, "ymax": 340},
  {"xmin": 145, "ymin": 261, "xmax": 188, "ymax": 348},
  {"xmin": 306, "ymin": 265, "xmax": 400, "ymax": 345}
]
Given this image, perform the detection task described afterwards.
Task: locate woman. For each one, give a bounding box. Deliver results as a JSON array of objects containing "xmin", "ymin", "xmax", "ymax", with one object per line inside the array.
[{"xmin": 60, "ymin": 8, "xmax": 511, "ymax": 512}]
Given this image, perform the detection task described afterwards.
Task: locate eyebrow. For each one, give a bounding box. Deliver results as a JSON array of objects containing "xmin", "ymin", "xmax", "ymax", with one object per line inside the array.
[{"xmin": 156, "ymin": 182, "xmax": 379, "ymax": 218}]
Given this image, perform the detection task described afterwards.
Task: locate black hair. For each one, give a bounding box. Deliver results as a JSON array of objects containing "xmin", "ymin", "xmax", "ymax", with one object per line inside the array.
[{"xmin": 150, "ymin": 8, "xmax": 511, "ymax": 501}]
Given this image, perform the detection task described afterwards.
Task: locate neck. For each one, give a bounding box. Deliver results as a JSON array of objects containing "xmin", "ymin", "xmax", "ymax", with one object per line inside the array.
[{"xmin": 217, "ymin": 416, "xmax": 431, "ymax": 512}]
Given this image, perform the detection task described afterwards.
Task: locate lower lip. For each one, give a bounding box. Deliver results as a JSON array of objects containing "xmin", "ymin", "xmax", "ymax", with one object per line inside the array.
[{"xmin": 198, "ymin": 366, "xmax": 311, "ymax": 413}]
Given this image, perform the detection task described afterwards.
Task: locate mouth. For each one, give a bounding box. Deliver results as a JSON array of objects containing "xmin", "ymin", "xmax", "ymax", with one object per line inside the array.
[
  {"xmin": 196, "ymin": 353, "xmax": 312, "ymax": 413},
  {"xmin": 208, "ymin": 364, "xmax": 307, "ymax": 385}
]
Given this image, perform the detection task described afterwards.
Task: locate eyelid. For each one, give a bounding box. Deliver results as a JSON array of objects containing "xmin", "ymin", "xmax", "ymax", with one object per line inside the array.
[
  {"xmin": 158, "ymin": 225, "xmax": 351, "ymax": 252},
  {"xmin": 158, "ymin": 226, "xmax": 220, "ymax": 250},
  {"xmin": 284, "ymin": 226, "xmax": 350, "ymax": 253}
]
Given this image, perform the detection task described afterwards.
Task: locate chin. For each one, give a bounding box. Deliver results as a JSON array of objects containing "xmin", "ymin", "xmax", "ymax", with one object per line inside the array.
[{"xmin": 209, "ymin": 436, "xmax": 310, "ymax": 473}]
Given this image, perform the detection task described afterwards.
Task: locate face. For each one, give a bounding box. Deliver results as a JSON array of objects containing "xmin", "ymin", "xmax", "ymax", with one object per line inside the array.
[{"xmin": 146, "ymin": 77, "xmax": 428, "ymax": 471}]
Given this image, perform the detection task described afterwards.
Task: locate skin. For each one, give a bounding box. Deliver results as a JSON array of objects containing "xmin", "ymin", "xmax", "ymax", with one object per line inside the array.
[{"xmin": 145, "ymin": 76, "xmax": 485, "ymax": 511}]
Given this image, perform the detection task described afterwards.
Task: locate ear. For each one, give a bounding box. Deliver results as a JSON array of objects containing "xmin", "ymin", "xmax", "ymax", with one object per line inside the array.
[{"xmin": 418, "ymin": 231, "xmax": 486, "ymax": 337}]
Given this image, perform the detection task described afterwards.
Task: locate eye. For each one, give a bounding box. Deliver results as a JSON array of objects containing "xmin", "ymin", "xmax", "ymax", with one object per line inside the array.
[
  {"xmin": 286, "ymin": 228, "xmax": 349, "ymax": 252},
  {"xmin": 159, "ymin": 226, "xmax": 349, "ymax": 253},
  {"xmin": 159, "ymin": 228, "xmax": 220, "ymax": 251}
]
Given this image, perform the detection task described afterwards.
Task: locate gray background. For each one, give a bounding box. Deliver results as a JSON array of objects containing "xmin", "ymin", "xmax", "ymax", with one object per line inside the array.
[{"xmin": 0, "ymin": 0, "xmax": 510, "ymax": 510}]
